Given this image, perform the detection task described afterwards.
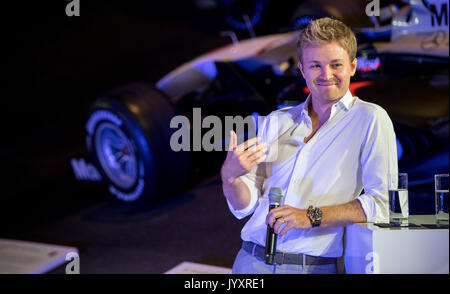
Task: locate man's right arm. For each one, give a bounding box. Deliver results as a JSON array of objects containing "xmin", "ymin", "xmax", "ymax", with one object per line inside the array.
[
  {"xmin": 221, "ymin": 131, "xmax": 267, "ymax": 211},
  {"xmin": 221, "ymin": 177, "xmax": 252, "ymax": 211}
]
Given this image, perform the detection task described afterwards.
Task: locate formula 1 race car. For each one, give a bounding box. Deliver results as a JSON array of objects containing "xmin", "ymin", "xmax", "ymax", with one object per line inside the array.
[{"xmin": 73, "ymin": 0, "xmax": 449, "ymax": 204}]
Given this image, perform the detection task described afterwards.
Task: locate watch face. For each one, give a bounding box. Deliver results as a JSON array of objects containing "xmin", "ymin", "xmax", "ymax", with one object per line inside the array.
[
  {"xmin": 307, "ymin": 207, "xmax": 322, "ymax": 227},
  {"xmin": 309, "ymin": 207, "xmax": 322, "ymax": 219},
  {"xmin": 311, "ymin": 207, "xmax": 322, "ymax": 219}
]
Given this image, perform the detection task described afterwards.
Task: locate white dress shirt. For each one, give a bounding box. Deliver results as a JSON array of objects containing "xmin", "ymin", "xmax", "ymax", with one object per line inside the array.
[{"xmin": 227, "ymin": 89, "xmax": 398, "ymax": 258}]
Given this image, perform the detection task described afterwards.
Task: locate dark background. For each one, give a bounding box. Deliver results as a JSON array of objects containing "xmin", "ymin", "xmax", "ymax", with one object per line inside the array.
[
  {"xmin": 2, "ymin": 0, "xmax": 233, "ymax": 233},
  {"xmin": 1, "ymin": 0, "xmax": 259, "ymax": 273}
]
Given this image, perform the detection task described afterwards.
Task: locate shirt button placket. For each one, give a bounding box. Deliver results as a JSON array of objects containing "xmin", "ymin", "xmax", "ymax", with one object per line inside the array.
[{"xmin": 284, "ymin": 143, "xmax": 309, "ymax": 204}]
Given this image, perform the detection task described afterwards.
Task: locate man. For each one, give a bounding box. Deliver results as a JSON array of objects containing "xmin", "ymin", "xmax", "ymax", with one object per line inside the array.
[{"xmin": 221, "ymin": 17, "xmax": 398, "ymax": 274}]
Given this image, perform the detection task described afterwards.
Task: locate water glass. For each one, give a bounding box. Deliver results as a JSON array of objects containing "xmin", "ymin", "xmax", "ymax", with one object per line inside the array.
[
  {"xmin": 435, "ymin": 174, "xmax": 449, "ymax": 224},
  {"xmin": 388, "ymin": 173, "xmax": 409, "ymax": 226}
]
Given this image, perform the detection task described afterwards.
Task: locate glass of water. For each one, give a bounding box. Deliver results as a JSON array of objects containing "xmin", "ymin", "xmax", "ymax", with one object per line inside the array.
[
  {"xmin": 388, "ymin": 173, "xmax": 409, "ymax": 226},
  {"xmin": 435, "ymin": 174, "xmax": 449, "ymax": 225}
]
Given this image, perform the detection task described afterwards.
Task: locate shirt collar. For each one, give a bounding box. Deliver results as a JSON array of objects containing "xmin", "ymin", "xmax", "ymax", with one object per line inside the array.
[
  {"xmin": 338, "ymin": 89, "xmax": 355, "ymax": 111},
  {"xmin": 300, "ymin": 89, "xmax": 355, "ymax": 118}
]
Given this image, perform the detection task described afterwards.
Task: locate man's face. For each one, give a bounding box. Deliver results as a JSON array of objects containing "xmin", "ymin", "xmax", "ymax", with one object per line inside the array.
[{"xmin": 298, "ymin": 40, "xmax": 357, "ymax": 104}]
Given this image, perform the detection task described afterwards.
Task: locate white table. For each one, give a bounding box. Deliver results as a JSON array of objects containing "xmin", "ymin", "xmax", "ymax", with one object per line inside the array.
[
  {"xmin": 344, "ymin": 215, "xmax": 449, "ymax": 274},
  {"xmin": 0, "ymin": 238, "xmax": 78, "ymax": 274}
]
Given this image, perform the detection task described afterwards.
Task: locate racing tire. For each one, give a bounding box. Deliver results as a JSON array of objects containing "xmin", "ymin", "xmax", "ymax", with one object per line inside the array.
[{"xmin": 85, "ymin": 82, "xmax": 191, "ymax": 204}]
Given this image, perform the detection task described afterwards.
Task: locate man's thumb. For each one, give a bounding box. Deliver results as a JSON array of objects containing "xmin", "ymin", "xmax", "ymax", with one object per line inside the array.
[{"xmin": 228, "ymin": 130, "xmax": 237, "ymax": 151}]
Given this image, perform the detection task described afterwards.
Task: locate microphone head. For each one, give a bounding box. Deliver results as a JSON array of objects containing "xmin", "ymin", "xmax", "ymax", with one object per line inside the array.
[{"xmin": 268, "ymin": 187, "xmax": 283, "ymax": 206}]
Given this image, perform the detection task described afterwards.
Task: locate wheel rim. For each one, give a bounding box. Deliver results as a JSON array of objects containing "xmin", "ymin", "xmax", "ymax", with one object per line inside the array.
[{"xmin": 94, "ymin": 122, "xmax": 138, "ymax": 190}]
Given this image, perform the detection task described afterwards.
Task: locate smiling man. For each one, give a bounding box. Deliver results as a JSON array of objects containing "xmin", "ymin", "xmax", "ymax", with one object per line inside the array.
[{"xmin": 221, "ymin": 17, "xmax": 398, "ymax": 274}]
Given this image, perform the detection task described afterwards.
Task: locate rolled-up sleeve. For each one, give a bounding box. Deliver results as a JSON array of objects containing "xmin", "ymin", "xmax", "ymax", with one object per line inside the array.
[
  {"xmin": 226, "ymin": 166, "xmax": 264, "ymax": 219},
  {"xmin": 356, "ymin": 107, "xmax": 398, "ymax": 223}
]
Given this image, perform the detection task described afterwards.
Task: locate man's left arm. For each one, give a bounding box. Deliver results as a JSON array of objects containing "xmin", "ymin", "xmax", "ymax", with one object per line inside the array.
[
  {"xmin": 321, "ymin": 199, "xmax": 367, "ymax": 227},
  {"xmin": 266, "ymin": 200, "xmax": 366, "ymax": 236}
]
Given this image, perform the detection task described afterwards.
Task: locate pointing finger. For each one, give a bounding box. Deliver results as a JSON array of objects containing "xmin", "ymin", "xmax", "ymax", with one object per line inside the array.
[{"xmin": 228, "ymin": 130, "xmax": 237, "ymax": 152}]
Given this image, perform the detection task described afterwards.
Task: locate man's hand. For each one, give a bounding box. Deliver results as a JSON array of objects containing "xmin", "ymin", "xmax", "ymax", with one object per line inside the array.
[
  {"xmin": 265, "ymin": 205, "xmax": 312, "ymax": 237},
  {"xmin": 221, "ymin": 130, "xmax": 267, "ymax": 184}
]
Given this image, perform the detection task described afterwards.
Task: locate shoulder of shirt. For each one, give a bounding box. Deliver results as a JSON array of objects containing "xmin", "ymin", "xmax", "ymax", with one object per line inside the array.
[
  {"xmin": 352, "ymin": 97, "xmax": 390, "ymax": 120},
  {"xmin": 257, "ymin": 103, "xmax": 304, "ymax": 139}
]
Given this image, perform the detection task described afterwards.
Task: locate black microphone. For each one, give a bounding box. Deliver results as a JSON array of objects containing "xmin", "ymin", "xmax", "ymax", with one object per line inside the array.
[{"xmin": 265, "ymin": 187, "xmax": 284, "ymax": 265}]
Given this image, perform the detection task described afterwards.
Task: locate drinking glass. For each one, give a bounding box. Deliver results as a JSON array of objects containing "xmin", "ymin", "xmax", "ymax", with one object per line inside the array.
[
  {"xmin": 388, "ymin": 173, "xmax": 409, "ymax": 226},
  {"xmin": 435, "ymin": 174, "xmax": 449, "ymax": 225}
]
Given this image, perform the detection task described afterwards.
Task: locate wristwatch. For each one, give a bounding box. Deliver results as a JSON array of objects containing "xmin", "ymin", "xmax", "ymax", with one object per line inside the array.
[{"xmin": 307, "ymin": 205, "xmax": 322, "ymax": 228}]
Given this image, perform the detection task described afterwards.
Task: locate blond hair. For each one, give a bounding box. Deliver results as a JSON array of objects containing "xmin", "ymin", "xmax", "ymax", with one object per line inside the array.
[{"xmin": 297, "ymin": 17, "xmax": 357, "ymax": 63}]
